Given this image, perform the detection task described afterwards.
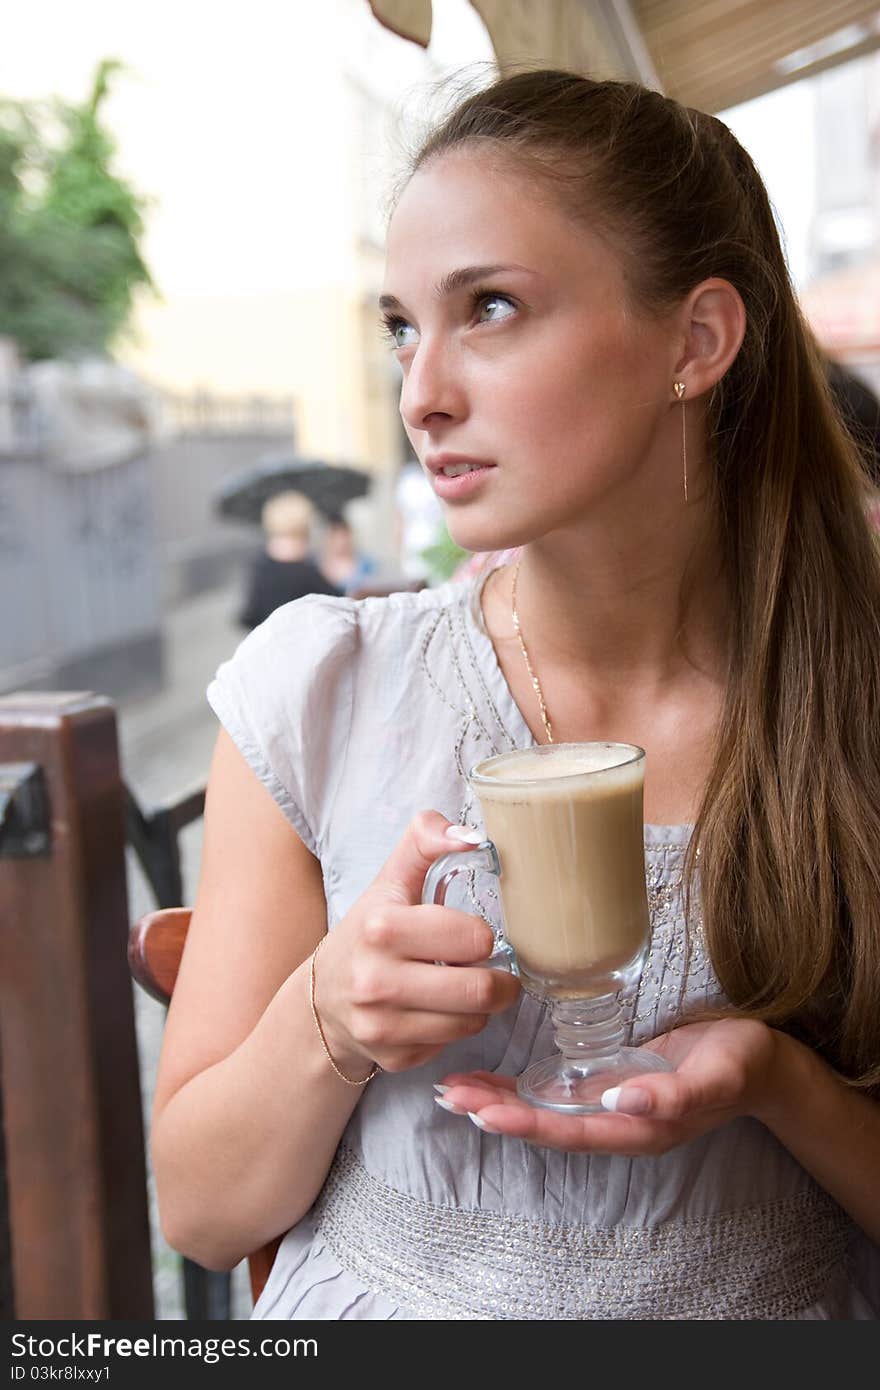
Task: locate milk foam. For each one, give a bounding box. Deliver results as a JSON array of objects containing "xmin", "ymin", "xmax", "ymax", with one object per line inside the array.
[{"xmin": 473, "ymin": 744, "xmax": 641, "ymax": 801}]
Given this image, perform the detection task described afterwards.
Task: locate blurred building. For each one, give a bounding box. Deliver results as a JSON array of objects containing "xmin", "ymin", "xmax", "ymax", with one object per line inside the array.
[
  {"xmin": 115, "ymin": 0, "xmax": 499, "ymax": 573},
  {"xmin": 0, "ymin": 344, "xmax": 166, "ymax": 697},
  {"xmin": 800, "ymin": 51, "xmax": 880, "ymax": 393}
]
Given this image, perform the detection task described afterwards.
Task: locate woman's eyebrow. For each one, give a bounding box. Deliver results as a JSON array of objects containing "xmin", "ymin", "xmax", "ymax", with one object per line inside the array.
[{"xmin": 378, "ymin": 263, "xmax": 537, "ymax": 313}]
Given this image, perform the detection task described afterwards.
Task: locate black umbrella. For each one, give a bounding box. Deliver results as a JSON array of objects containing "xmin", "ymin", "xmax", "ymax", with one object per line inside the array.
[{"xmin": 214, "ymin": 454, "xmax": 372, "ymax": 524}]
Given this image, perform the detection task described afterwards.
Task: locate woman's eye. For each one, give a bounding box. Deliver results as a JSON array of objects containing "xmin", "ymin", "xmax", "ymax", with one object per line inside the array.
[
  {"xmin": 378, "ymin": 292, "xmax": 517, "ymax": 351},
  {"xmin": 475, "ymin": 293, "xmax": 516, "ymax": 323},
  {"xmin": 379, "ymin": 316, "xmax": 416, "ymax": 350}
]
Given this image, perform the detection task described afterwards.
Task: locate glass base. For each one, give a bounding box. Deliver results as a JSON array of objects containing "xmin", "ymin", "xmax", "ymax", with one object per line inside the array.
[{"xmin": 516, "ymin": 1046, "xmax": 673, "ymax": 1114}]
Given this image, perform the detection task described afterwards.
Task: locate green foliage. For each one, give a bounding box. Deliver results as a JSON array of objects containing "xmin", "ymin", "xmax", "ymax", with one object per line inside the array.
[
  {"xmin": 0, "ymin": 59, "xmax": 155, "ymax": 361},
  {"xmin": 419, "ymin": 519, "xmax": 469, "ymax": 583}
]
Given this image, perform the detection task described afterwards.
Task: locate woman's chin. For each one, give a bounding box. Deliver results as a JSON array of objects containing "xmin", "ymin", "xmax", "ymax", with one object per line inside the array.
[{"xmin": 445, "ymin": 521, "xmax": 519, "ymax": 556}]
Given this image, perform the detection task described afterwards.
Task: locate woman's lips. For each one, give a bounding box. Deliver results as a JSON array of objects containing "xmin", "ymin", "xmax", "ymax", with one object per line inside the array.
[{"xmin": 429, "ymin": 463, "xmax": 496, "ymax": 500}]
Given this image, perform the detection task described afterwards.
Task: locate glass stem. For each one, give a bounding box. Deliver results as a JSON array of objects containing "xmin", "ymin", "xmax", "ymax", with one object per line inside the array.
[{"xmin": 550, "ymin": 993, "xmax": 624, "ymax": 1067}]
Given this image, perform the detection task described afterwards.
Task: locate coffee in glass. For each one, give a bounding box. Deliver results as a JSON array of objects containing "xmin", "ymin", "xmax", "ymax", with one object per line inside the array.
[{"xmin": 423, "ymin": 742, "xmax": 673, "ymax": 1112}]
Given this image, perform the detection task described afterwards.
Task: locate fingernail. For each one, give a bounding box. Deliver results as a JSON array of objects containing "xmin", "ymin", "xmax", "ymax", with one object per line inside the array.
[
  {"xmin": 433, "ymin": 1084, "xmax": 450, "ymax": 1094},
  {"xmin": 467, "ymin": 1110, "xmax": 498, "ymax": 1132},
  {"xmin": 434, "ymin": 1095, "xmax": 465, "ymax": 1114},
  {"xmin": 445, "ymin": 825, "xmax": 483, "ymax": 845},
  {"xmin": 600, "ymin": 1086, "xmax": 651, "ymax": 1115}
]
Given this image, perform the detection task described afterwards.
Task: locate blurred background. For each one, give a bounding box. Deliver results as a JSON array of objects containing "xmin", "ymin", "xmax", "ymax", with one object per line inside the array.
[{"xmin": 2, "ymin": 0, "xmax": 879, "ymax": 1319}]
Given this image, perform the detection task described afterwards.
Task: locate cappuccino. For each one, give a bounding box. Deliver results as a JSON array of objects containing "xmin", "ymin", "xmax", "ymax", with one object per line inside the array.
[{"xmin": 471, "ymin": 744, "xmax": 649, "ymax": 998}]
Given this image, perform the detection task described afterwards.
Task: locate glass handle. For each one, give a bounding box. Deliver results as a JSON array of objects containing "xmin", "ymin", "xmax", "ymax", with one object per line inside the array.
[{"xmin": 421, "ymin": 840, "xmax": 514, "ymax": 972}]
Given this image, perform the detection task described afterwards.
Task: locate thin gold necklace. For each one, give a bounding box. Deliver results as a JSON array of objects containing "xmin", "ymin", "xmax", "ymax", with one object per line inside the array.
[{"xmin": 510, "ymin": 556, "xmax": 554, "ymax": 743}]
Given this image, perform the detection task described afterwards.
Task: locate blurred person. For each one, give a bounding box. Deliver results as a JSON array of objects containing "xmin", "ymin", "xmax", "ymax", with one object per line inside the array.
[
  {"xmin": 237, "ymin": 490, "xmax": 340, "ymax": 631},
  {"xmin": 393, "ymin": 458, "xmax": 443, "ymax": 580},
  {"xmin": 319, "ymin": 513, "xmax": 378, "ymax": 595},
  {"xmin": 154, "ymin": 71, "xmax": 880, "ymax": 1321}
]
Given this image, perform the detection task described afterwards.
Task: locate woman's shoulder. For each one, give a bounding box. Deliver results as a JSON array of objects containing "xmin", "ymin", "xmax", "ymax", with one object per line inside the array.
[
  {"xmin": 249, "ymin": 580, "xmax": 474, "ymax": 658},
  {"xmin": 214, "ymin": 581, "xmax": 480, "ymax": 719},
  {"xmin": 206, "ymin": 581, "xmax": 480, "ymax": 851}
]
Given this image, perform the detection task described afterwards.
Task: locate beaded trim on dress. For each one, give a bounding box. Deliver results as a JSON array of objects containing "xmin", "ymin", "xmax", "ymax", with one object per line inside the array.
[{"xmin": 313, "ymin": 1146, "xmax": 852, "ymax": 1320}]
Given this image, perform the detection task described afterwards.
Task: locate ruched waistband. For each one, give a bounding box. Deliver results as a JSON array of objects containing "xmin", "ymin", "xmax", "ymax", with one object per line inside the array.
[{"xmin": 313, "ymin": 1146, "xmax": 851, "ymax": 1320}]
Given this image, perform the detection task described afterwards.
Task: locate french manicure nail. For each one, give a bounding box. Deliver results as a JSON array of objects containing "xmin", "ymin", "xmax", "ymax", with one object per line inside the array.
[
  {"xmin": 467, "ymin": 1110, "xmax": 498, "ymax": 1132},
  {"xmin": 434, "ymin": 1096, "xmax": 465, "ymax": 1114},
  {"xmin": 433, "ymin": 1084, "xmax": 450, "ymax": 1094},
  {"xmin": 601, "ymin": 1086, "xmax": 650, "ymax": 1115},
  {"xmin": 445, "ymin": 825, "xmax": 483, "ymax": 845}
]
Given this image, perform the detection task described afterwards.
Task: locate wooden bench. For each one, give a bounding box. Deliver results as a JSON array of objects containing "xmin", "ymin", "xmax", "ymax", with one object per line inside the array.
[{"xmin": 128, "ymin": 907, "xmax": 281, "ymax": 1307}]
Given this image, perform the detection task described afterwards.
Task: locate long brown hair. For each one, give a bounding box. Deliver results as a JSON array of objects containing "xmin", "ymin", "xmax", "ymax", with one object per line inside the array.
[{"xmin": 395, "ymin": 68, "xmax": 880, "ymax": 1090}]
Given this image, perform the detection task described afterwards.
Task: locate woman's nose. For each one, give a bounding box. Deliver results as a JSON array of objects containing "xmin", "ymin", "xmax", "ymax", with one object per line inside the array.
[{"xmin": 399, "ymin": 339, "xmax": 465, "ymax": 432}]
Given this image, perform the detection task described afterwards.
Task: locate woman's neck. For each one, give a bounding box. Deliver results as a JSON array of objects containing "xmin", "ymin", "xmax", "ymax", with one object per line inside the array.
[{"xmin": 484, "ymin": 512, "xmax": 731, "ymax": 703}]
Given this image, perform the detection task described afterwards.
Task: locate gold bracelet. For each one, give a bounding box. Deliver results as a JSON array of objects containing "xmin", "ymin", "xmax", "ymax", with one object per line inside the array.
[{"xmin": 309, "ymin": 935, "xmax": 380, "ymax": 1087}]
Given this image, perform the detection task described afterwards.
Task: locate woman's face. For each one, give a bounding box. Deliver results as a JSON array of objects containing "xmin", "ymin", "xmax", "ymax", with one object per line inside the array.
[{"xmin": 381, "ymin": 149, "xmax": 679, "ymax": 554}]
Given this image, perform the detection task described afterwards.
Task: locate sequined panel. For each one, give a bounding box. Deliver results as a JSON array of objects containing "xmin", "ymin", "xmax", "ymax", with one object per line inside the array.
[
  {"xmin": 314, "ymin": 1147, "xmax": 852, "ymax": 1320},
  {"xmin": 623, "ymin": 842, "xmax": 721, "ymax": 1044}
]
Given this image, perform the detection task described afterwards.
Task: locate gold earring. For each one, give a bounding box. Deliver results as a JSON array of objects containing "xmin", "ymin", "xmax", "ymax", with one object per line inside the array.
[{"xmin": 673, "ymin": 381, "xmax": 687, "ymax": 503}]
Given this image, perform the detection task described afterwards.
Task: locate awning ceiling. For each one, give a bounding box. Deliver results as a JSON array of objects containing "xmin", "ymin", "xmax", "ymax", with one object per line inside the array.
[
  {"xmin": 368, "ymin": 1, "xmax": 880, "ymax": 114},
  {"xmin": 635, "ymin": 0, "xmax": 880, "ymax": 114}
]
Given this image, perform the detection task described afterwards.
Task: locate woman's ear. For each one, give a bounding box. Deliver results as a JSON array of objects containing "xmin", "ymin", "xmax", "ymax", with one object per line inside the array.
[{"xmin": 673, "ymin": 277, "xmax": 746, "ymax": 399}]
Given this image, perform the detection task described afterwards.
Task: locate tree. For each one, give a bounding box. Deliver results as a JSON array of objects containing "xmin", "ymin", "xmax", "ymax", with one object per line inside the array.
[
  {"xmin": 420, "ymin": 519, "xmax": 469, "ymax": 582},
  {"xmin": 0, "ymin": 59, "xmax": 155, "ymax": 361}
]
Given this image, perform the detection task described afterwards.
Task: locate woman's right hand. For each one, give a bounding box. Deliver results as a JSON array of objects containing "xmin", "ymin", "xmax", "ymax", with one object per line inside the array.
[{"xmin": 310, "ymin": 811, "xmax": 521, "ymax": 1078}]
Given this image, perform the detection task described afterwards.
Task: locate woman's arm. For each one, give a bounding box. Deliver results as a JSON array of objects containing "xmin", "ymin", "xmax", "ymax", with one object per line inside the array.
[
  {"xmin": 438, "ymin": 1019, "xmax": 880, "ymax": 1243},
  {"xmin": 751, "ymin": 1030, "xmax": 880, "ymax": 1244},
  {"xmin": 151, "ymin": 728, "xmax": 359, "ymax": 1269},
  {"xmin": 151, "ymin": 729, "xmax": 519, "ymax": 1271}
]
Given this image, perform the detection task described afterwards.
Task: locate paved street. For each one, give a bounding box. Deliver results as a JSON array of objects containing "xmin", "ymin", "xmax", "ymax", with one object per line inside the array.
[{"xmin": 118, "ymin": 582, "xmax": 251, "ymax": 1319}]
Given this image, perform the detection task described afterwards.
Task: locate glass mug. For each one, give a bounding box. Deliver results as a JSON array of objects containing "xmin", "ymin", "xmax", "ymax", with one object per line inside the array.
[{"xmin": 422, "ymin": 743, "xmax": 672, "ymax": 1113}]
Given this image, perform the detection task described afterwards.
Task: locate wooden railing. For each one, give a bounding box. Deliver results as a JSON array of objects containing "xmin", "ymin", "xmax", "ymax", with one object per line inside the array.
[{"xmin": 0, "ymin": 693, "xmax": 153, "ymax": 1319}]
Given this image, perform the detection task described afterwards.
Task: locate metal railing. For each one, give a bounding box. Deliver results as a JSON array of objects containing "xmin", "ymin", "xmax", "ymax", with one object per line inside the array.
[{"xmin": 163, "ymin": 390, "xmax": 296, "ymax": 438}]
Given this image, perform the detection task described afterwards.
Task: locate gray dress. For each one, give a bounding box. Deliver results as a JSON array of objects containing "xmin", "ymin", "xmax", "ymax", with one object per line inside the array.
[{"xmin": 207, "ymin": 571, "xmax": 879, "ymax": 1320}]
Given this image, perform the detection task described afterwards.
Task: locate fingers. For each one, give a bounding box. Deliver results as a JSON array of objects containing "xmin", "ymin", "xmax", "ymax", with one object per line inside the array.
[
  {"xmin": 441, "ymin": 1070, "xmax": 519, "ymax": 1092},
  {"xmin": 438, "ymin": 1084, "xmax": 635, "ymax": 1147},
  {"xmin": 321, "ymin": 811, "xmax": 515, "ymax": 1077},
  {"xmin": 431, "ymin": 1021, "xmax": 758, "ymax": 1153},
  {"xmin": 435, "ymin": 1081, "xmax": 520, "ymax": 1112},
  {"xmin": 351, "ymin": 958, "xmax": 520, "ymax": 1017},
  {"xmin": 365, "ymin": 1009, "xmax": 493, "ymax": 1052},
  {"xmin": 360, "ymin": 902, "xmax": 498, "ymax": 965},
  {"xmin": 437, "ymin": 1082, "xmax": 679, "ymax": 1154},
  {"xmin": 374, "ymin": 810, "xmax": 483, "ymax": 907},
  {"xmin": 599, "ymin": 1070, "xmax": 711, "ymax": 1121}
]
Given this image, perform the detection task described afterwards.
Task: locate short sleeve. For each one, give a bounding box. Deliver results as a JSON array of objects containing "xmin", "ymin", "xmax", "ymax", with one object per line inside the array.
[{"xmin": 207, "ymin": 594, "xmax": 359, "ymax": 856}]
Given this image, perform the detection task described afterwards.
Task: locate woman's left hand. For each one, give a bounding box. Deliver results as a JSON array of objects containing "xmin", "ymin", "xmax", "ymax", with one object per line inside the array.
[{"xmin": 437, "ymin": 1018, "xmax": 781, "ymax": 1154}]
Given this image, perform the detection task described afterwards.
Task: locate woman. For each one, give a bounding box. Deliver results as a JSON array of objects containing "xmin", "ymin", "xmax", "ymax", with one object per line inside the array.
[{"xmin": 152, "ymin": 70, "xmax": 880, "ymax": 1319}]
